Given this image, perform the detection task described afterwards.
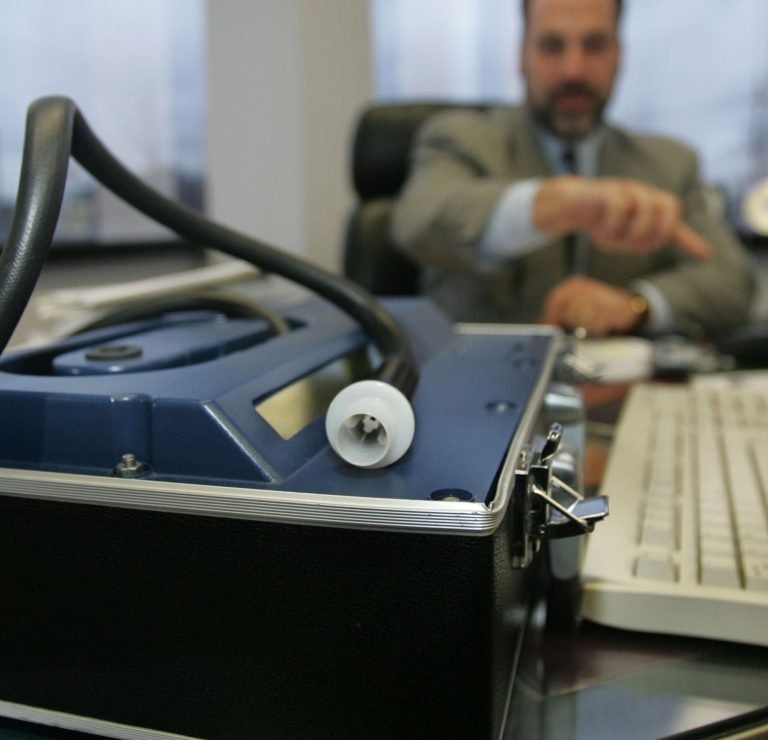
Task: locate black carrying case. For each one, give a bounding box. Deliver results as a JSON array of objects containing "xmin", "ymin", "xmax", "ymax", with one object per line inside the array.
[{"xmin": 0, "ymin": 494, "xmax": 534, "ymax": 739}]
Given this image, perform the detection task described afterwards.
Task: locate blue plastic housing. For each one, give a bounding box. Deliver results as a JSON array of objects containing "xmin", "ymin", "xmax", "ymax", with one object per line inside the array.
[{"xmin": 0, "ymin": 297, "xmax": 556, "ymax": 503}]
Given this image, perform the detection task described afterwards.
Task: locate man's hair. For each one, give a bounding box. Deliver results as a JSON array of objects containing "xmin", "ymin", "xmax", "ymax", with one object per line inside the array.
[{"xmin": 521, "ymin": 0, "xmax": 623, "ymax": 23}]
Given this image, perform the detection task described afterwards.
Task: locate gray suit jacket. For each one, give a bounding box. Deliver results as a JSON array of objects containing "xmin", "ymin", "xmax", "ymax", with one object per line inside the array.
[{"xmin": 391, "ymin": 106, "xmax": 753, "ymax": 335}]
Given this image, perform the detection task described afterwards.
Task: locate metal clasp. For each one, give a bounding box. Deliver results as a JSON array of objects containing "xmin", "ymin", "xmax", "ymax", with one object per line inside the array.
[{"xmin": 509, "ymin": 423, "xmax": 609, "ymax": 568}]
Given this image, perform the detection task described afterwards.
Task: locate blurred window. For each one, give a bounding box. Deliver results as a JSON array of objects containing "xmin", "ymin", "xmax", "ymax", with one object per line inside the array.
[{"xmin": 0, "ymin": 0, "xmax": 205, "ymax": 244}]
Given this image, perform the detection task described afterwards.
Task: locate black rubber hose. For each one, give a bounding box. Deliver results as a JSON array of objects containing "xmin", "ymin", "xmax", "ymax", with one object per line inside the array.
[
  {"xmin": 0, "ymin": 99, "xmax": 73, "ymax": 350},
  {"xmin": 0, "ymin": 96, "xmax": 417, "ymax": 396}
]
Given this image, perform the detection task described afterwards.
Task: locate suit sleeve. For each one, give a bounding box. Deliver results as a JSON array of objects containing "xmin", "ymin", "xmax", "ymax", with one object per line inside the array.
[
  {"xmin": 640, "ymin": 148, "xmax": 754, "ymax": 336},
  {"xmin": 390, "ymin": 111, "xmax": 513, "ymax": 270}
]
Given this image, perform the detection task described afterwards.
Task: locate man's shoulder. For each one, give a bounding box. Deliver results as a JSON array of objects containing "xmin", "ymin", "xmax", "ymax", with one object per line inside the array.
[
  {"xmin": 418, "ymin": 104, "xmax": 520, "ymax": 143},
  {"xmin": 608, "ymin": 124, "xmax": 698, "ymax": 168}
]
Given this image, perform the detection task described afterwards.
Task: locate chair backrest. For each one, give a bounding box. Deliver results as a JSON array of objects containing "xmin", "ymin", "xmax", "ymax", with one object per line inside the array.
[{"xmin": 343, "ymin": 102, "xmax": 491, "ymax": 295}]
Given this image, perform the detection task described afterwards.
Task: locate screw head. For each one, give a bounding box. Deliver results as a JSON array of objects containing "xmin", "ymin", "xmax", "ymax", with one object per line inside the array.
[{"xmin": 114, "ymin": 453, "xmax": 149, "ymax": 478}]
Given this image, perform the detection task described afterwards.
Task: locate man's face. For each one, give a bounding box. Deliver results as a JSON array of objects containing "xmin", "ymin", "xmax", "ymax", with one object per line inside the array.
[{"xmin": 521, "ymin": 0, "xmax": 620, "ymax": 140}]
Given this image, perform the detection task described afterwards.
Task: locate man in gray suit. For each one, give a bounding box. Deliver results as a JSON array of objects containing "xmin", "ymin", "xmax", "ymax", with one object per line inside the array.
[{"xmin": 391, "ymin": 0, "xmax": 753, "ymax": 337}]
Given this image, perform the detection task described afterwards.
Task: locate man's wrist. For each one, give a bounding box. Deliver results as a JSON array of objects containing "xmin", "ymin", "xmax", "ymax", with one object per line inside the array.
[{"xmin": 533, "ymin": 176, "xmax": 583, "ymax": 236}]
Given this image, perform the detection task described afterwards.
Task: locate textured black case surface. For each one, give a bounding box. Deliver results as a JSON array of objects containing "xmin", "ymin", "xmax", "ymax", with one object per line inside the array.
[{"xmin": 0, "ymin": 495, "xmax": 534, "ymax": 739}]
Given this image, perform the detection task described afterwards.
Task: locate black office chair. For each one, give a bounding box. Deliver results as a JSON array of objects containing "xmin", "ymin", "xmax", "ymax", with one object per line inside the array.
[{"xmin": 343, "ymin": 102, "xmax": 492, "ymax": 295}]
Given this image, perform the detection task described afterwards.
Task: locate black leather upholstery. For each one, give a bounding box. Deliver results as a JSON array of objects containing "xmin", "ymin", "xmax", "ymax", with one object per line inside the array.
[
  {"xmin": 351, "ymin": 103, "xmax": 456, "ymax": 199},
  {"xmin": 343, "ymin": 102, "xmax": 491, "ymax": 296},
  {"xmin": 343, "ymin": 195, "xmax": 421, "ymax": 295}
]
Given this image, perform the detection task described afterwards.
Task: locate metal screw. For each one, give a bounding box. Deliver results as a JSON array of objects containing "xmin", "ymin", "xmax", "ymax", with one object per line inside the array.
[{"xmin": 114, "ymin": 453, "xmax": 149, "ymax": 478}]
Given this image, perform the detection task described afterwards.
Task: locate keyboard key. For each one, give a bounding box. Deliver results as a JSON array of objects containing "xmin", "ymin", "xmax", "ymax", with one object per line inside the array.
[
  {"xmin": 640, "ymin": 522, "xmax": 675, "ymax": 549},
  {"xmin": 744, "ymin": 558, "xmax": 768, "ymax": 591},
  {"xmin": 701, "ymin": 554, "xmax": 740, "ymax": 588},
  {"xmin": 635, "ymin": 553, "xmax": 676, "ymax": 581},
  {"xmin": 740, "ymin": 527, "xmax": 768, "ymax": 557},
  {"xmin": 699, "ymin": 521, "xmax": 733, "ymax": 547},
  {"xmin": 701, "ymin": 538, "xmax": 736, "ymax": 558},
  {"xmin": 742, "ymin": 540, "xmax": 768, "ymax": 559}
]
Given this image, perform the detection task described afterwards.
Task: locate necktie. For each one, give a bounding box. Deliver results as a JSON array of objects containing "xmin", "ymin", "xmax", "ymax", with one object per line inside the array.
[
  {"xmin": 562, "ymin": 146, "xmax": 578, "ymax": 175},
  {"xmin": 561, "ymin": 145, "xmax": 582, "ymax": 275}
]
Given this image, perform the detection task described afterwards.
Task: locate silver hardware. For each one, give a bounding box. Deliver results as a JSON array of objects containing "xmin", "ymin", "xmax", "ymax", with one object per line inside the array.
[
  {"xmin": 114, "ymin": 453, "xmax": 150, "ymax": 478},
  {"xmin": 509, "ymin": 423, "xmax": 608, "ymax": 569}
]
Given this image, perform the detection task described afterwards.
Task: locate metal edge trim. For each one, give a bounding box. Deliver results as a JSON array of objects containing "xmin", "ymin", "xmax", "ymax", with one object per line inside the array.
[
  {"xmin": 458, "ymin": 324, "xmax": 562, "ymax": 520},
  {"xmin": 0, "ymin": 467, "xmax": 496, "ymax": 535},
  {"xmin": 0, "ymin": 700, "xmax": 199, "ymax": 740},
  {"xmin": 455, "ymin": 322, "xmax": 561, "ymax": 336}
]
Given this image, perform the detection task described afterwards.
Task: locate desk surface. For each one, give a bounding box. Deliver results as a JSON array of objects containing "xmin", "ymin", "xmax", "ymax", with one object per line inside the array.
[
  {"xmin": 503, "ymin": 381, "xmax": 768, "ymax": 740},
  {"xmin": 507, "ymin": 612, "xmax": 768, "ymax": 739}
]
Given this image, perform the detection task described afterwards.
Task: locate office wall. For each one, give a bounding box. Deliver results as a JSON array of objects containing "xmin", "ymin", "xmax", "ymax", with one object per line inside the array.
[{"xmin": 206, "ymin": 0, "xmax": 374, "ymax": 272}]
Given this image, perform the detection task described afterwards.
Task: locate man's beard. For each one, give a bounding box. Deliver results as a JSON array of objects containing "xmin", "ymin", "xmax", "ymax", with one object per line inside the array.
[{"xmin": 528, "ymin": 82, "xmax": 608, "ymax": 140}]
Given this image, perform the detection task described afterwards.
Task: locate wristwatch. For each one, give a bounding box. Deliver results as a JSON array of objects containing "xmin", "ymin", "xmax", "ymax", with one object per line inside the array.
[{"xmin": 628, "ymin": 293, "xmax": 650, "ymax": 326}]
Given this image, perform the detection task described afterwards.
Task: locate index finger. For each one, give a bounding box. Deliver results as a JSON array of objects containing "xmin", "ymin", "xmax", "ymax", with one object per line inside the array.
[{"xmin": 672, "ymin": 223, "xmax": 713, "ymax": 260}]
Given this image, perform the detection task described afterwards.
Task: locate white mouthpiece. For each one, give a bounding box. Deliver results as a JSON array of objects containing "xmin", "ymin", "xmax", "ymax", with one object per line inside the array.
[{"xmin": 325, "ymin": 380, "xmax": 415, "ymax": 468}]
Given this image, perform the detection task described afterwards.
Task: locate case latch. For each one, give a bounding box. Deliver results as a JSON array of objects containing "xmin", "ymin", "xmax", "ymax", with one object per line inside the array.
[{"xmin": 510, "ymin": 423, "xmax": 608, "ymax": 568}]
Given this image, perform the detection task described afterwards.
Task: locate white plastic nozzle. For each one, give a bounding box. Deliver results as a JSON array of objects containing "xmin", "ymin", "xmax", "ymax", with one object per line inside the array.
[{"xmin": 325, "ymin": 380, "xmax": 415, "ymax": 468}]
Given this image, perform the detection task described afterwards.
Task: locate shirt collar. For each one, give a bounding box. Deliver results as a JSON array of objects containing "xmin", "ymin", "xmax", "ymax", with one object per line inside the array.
[{"xmin": 534, "ymin": 125, "xmax": 606, "ymax": 177}]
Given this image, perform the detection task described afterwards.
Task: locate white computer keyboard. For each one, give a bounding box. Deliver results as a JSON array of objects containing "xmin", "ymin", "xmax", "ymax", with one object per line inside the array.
[{"xmin": 581, "ymin": 381, "xmax": 768, "ymax": 646}]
